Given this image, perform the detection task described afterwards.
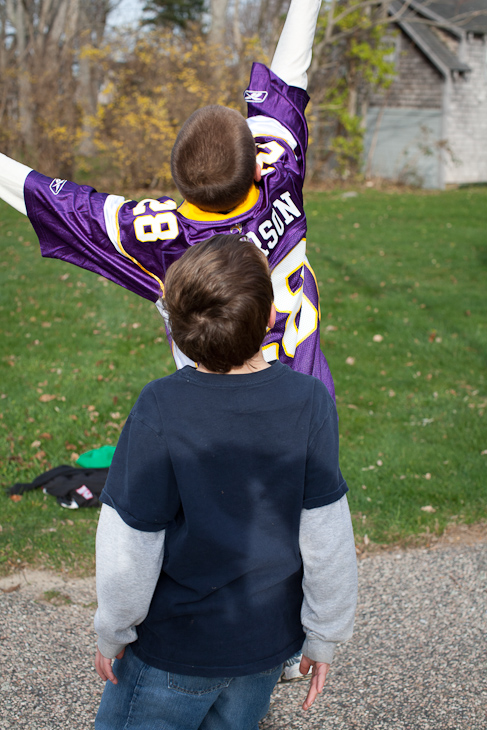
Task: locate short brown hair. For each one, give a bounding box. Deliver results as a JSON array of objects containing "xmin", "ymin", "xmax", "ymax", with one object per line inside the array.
[
  {"xmin": 163, "ymin": 235, "xmax": 273, "ymax": 373},
  {"xmin": 171, "ymin": 106, "xmax": 257, "ymax": 213}
]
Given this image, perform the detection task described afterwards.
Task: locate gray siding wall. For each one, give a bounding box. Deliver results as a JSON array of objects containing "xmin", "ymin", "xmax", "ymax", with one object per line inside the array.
[
  {"xmin": 365, "ymin": 30, "xmax": 446, "ymax": 187},
  {"xmin": 444, "ymin": 35, "xmax": 487, "ymax": 184},
  {"xmin": 370, "ymin": 33, "xmax": 444, "ymax": 109},
  {"xmin": 364, "ymin": 108, "xmax": 443, "ymax": 187}
]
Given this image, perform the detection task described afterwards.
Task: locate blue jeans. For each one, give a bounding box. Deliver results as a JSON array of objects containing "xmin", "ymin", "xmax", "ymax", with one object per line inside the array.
[{"xmin": 95, "ymin": 645, "xmax": 283, "ymax": 730}]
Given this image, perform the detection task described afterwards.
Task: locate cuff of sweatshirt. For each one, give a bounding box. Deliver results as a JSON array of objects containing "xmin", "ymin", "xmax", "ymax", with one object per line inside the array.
[
  {"xmin": 302, "ymin": 636, "xmax": 337, "ymax": 665},
  {"xmin": 97, "ymin": 637, "xmax": 129, "ymax": 660}
]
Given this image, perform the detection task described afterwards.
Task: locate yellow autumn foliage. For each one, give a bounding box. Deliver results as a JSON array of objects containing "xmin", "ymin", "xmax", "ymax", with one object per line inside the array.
[{"xmin": 91, "ymin": 28, "xmax": 261, "ymax": 190}]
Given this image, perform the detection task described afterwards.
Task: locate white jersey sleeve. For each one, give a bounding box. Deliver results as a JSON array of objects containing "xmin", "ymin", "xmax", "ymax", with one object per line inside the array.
[
  {"xmin": 0, "ymin": 153, "xmax": 32, "ymax": 216},
  {"xmin": 270, "ymin": 0, "xmax": 322, "ymax": 90}
]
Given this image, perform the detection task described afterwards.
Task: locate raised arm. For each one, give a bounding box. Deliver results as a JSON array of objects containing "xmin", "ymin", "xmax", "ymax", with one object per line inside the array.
[
  {"xmin": 270, "ymin": 0, "xmax": 322, "ymax": 89},
  {"xmin": 0, "ymin": 153, "xmax": 32, "ymax": 215}
]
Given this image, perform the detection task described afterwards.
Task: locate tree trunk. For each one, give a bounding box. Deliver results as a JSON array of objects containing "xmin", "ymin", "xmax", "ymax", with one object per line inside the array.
[
  {"xmin": 77, "ymin": 1, "xmax": 111, "ymax": 157},
  {"xmin": 208, "ymin": 0, "xmax": 228, "ymax": 48}
]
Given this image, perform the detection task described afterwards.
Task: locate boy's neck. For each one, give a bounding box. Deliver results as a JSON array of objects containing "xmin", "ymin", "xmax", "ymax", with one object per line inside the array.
[{"xmin": 197, "ymin": 350, "xmax": 271, "ymax": 375}]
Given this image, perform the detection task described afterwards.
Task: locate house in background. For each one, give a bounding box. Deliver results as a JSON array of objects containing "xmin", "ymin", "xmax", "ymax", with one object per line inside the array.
[{"xmin": 364, "ymin": 0, "xmax": 487, "ymax": 188}]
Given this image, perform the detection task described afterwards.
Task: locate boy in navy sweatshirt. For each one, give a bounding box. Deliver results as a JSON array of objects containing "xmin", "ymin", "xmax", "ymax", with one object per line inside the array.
[{"xmin": 94, "ymin": 234, "xmax": 357, "ymax": 730}]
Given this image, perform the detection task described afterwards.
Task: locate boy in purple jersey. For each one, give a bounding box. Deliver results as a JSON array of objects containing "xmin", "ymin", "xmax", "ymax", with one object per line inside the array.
[
  {"xmin": 0, "ymin": 0, "xmax": 340, "ymax": 684},
  {"xmin": 0, "ymin": 0, "xmax": 335, "ymax": 401}
]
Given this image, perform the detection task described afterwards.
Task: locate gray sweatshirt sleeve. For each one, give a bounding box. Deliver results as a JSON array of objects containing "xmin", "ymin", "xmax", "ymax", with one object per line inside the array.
[
  {"xmin": 300, "ymin": 494, "xmax": 358, "ymax": 664},
  {"xmin": 270, "ymin": 0, "xmax": 322, "ymax": 90},
  {"xmin": 94, "ymin": 503, "xmax": 165, "ymax": 659},
  {"xmin": 0, "ymin": 153, "xmax": 32, "ymax": 216}
]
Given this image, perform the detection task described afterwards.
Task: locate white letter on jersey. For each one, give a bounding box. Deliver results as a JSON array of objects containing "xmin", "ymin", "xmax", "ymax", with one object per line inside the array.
[
  {"xmin": 273, "ymin": 191, "xmax": 301, "ymax": 223},
  {"xmin": 259, "ymin": 220, "xmax": 279, "ymax": 250}
]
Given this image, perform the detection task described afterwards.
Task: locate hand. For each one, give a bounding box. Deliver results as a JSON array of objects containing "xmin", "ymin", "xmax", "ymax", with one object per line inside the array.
[
  {"xmin": 300, "ymin": 655, "xmax": 330, "ymax": 711},
  {"xmin": 95, "ymin": 646, "xmax": 125, "ymax": 684}
]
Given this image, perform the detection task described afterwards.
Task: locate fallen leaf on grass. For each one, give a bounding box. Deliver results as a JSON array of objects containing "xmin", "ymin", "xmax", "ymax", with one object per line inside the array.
[
  {"xmin": 10, "ymin": 495, "xmax": 22, "ymax": 502},
  {"xmin": 481, "ymin": 450, "xmax": 487, "ymax": 456},
  {"xmin": 421, "ymin": 505, "xmax": 436, "ymax": 513},
  {"xmin": 346, "ymin": 357, "xmax": 355, "ymax": 365},
  {"xmin": 373, "ymin": 334, "xmax": 383, "ymax": 342},
  {"xmin": 39, "ymin": 394, "xmax": 56, "ymax": 403},
  {"xmin": 1, "ymin": 584, "xmax": 20, "ymax": 594}
]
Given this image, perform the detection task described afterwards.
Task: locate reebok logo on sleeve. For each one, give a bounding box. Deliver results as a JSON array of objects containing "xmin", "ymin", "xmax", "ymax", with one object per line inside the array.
[
  {"xmin": 49, "ymin": 178, "xmax": 67, "ymax": 195},
  {"xmin": 244, "ymin": 90, "xmax": 268, "ymax": 103}
]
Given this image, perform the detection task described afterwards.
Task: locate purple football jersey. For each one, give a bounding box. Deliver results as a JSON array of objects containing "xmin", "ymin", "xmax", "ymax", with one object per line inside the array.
[{"xmin": 24, "ymin": 63, "xmax": 334, "ymax": 400}]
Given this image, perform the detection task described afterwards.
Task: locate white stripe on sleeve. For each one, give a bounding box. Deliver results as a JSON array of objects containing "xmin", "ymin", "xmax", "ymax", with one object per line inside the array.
[
  {"xmin": 247, "ymin": 117, "xmax": 298, "ymax": 150},
  {"xmin": 102, "ymin": 194, "xmax": 126, "ymax": 250}
]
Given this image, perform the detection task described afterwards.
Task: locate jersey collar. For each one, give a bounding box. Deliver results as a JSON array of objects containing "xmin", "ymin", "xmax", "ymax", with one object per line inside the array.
[{"xmin": 178, "ymin": 185, "xmax": 260, "ymax": 222}]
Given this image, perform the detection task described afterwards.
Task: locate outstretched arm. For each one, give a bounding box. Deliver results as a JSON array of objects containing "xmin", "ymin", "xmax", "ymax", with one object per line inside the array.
[
  {"xmin": 0, "ymin": 153, "xmax": 32, "ymax": 215},
  {"xmin": 270, "ymin": 0, "xmax": 322, "ymax": 89}
]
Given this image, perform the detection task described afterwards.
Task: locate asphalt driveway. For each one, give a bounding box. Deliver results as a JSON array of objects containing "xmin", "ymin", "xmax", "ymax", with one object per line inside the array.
[{"xmin": 1, "ymin": 529, "xmax": 486, "ymax": 729}]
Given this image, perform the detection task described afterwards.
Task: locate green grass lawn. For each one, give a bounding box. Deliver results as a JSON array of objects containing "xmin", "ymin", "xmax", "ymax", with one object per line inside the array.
[{"xmin": 1, "ymin": 187, "xmax": 486, "ymax": 574}]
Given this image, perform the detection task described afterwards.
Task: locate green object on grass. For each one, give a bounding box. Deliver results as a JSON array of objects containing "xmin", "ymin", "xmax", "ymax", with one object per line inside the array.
[{"xmin": 76, "ymin": 446, "xmax": 116, "ymax": 468}]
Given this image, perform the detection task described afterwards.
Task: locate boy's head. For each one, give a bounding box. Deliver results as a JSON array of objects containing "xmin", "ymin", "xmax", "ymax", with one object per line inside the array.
[
  {"xmin": 163, "ymin": 234, "xmax": 273, "ymax": 373},
  {"xmin": 171, "ymin": 106, "xmax": 259, "ymax": 213}
]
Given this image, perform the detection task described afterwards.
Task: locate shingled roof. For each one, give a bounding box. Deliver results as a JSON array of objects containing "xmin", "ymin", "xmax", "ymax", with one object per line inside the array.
[
  {"xmin": 389, "ymin": 0, "xmax": 479, "ymax": 75},
  {"xmin": 413, "ymin": 0, "xmax": 487, "ymax": 34}
]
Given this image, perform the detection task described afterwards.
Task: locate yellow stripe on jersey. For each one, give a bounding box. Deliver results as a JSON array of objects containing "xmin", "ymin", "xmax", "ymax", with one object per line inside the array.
[
  {"xmin": 114, "ymin": 200, "xmax": 164, "ymax": 292},
  {"xmin": 178, "ymin": 185, "xmax": 260, "ymax": 221}
]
